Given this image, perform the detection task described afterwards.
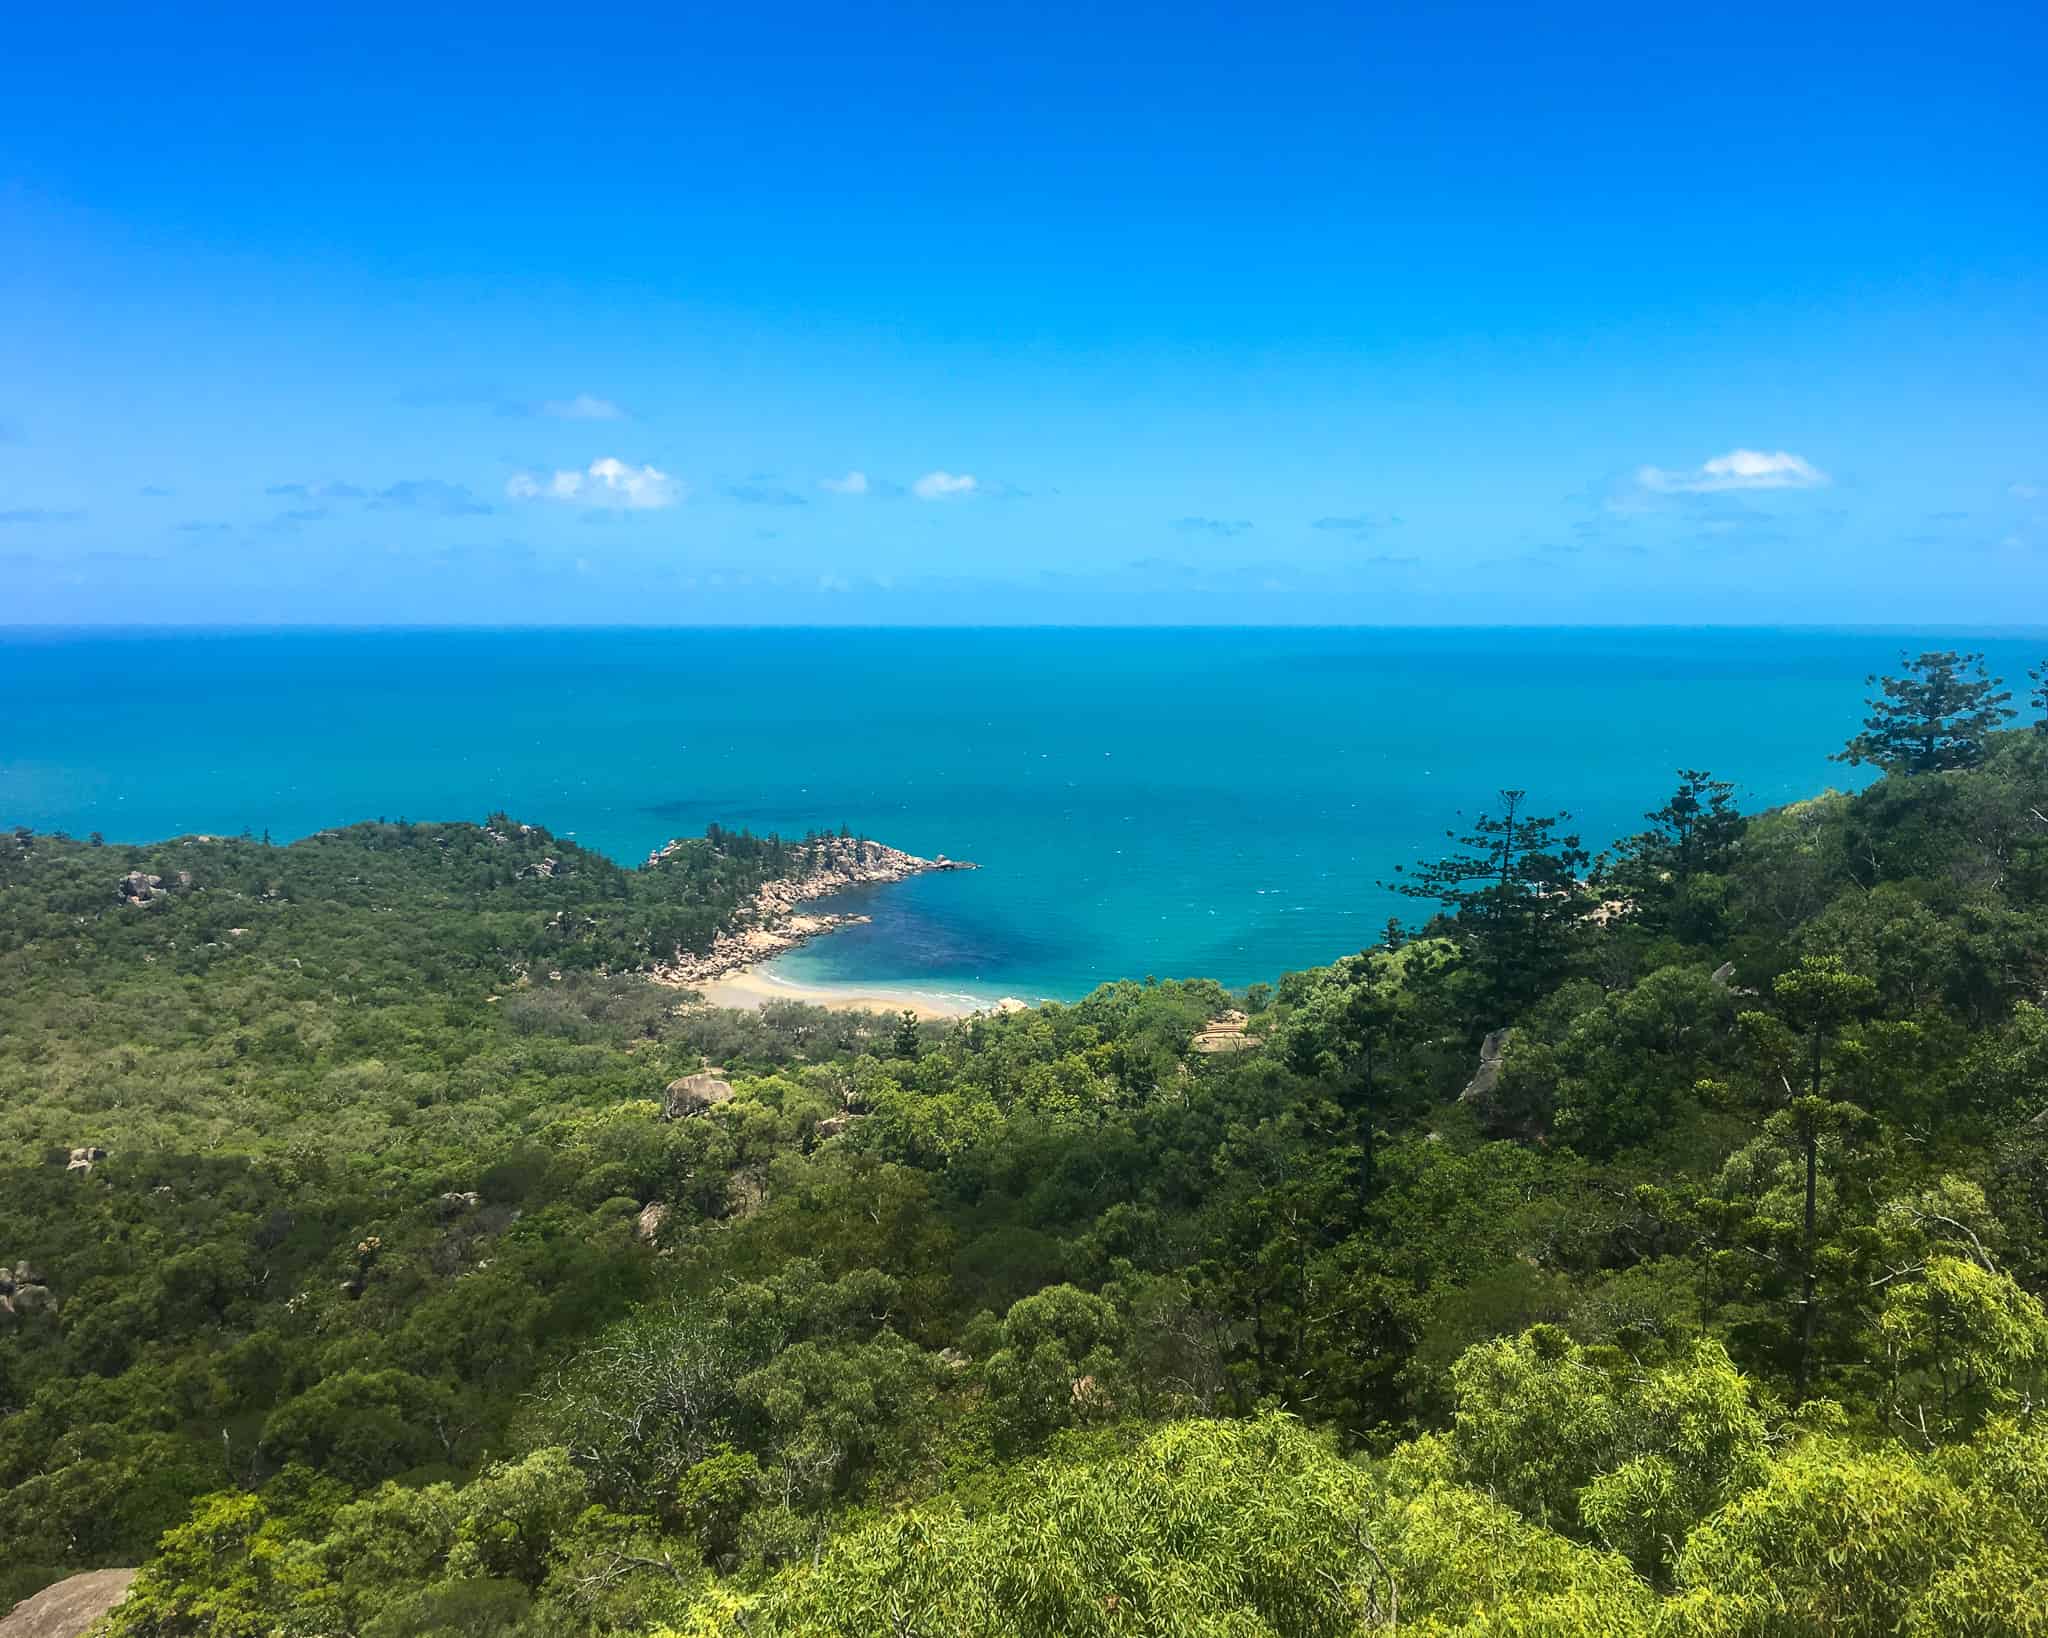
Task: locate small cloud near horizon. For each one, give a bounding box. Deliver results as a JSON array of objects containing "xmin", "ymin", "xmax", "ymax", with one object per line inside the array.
[
  {"xmin": 1312, "ymin": 514, "xmax": 1399, "ymax": 535},
  {"xmin": 1638, "ymin": 449, "xmax": 1828, "ymax": 494},
  {"xmin": 540, "ymin": 394, "xmax": 626, "ymax": 421},
  {"xmin": 399, "ymin": 385, "xmax": 624, "ymax": 421},
  {"xmin": 724, "ymin": 482, "xmax": 808, "ymax": 507},
  {"xmin": 508, "ymin": 458, "xmax": 681, "ymax": 510},
  {"xmin": 1172, "ymin": 517, "xmax": 1254, "ymax": 538},
  {"xmin": 138, "ymin": 484, "xmax": 174, "ymax": 498},
  {"xmin": 267, "ymin": 480, "xmax": 367, "ymax": 500},
  {"xmin": 0, "ymin": 507, "xmax": 84, "ymax": 524},
  {"xmin": 912, "ymin": 470, "xmax": 977, "ymax": 500},
  {"xmin": 372, "ymin": 479, "xmax": 493, "ymax": 517},
  {"xmin": 819, "ymin": 471, "xmax": 870, "ymax": 495}
]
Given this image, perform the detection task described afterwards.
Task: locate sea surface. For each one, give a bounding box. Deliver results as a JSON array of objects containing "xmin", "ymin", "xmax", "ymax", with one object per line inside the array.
[{"xmin": 6, "ymin": 628, "xmax": 2042, "ymax": 1003}]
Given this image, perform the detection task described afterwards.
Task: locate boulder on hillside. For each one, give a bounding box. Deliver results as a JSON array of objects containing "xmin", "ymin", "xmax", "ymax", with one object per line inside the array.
[
  {"xmin": 66, "ymin": 1146, "xmax": 107, "ymax": 1173},
  {"xmin": 1191, "ymin": 1010, "xmax": 1254, "ymax": 1054},
  {"xmin": 1459, "ymin": 1029, "xmax": 1513, "ymax": 1108},
  {"xmin": 635, "ymin": 1201, "xmax": 669, "ymax": 1242},
  {"xmin": 726, "ymin": 1171, "xmax": 767, "ymax": 1218},
  {"xmin": 664, "ymin": 1071, "xmax": 735, "ymax": 1120},
  {"xmin": 0, "ymin": 1568, "xmax": 140, "ymax": 1638},
  {"xmin": 116, "ymin": 871, "xmax": 168, "ymax": 907},
  {"xmin": 3, "ymin": 1261, "xmax": 56, "ymax": 1319},
  {"xmin": 10, "ymin": 1283, "xmax": 55, "ymax": 1316}
]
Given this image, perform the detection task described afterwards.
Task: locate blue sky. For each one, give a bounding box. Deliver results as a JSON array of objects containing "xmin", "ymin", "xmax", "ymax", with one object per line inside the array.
[{"xmin": 2, "ymin": 0, "xmax": 2043, "ymax": 625}]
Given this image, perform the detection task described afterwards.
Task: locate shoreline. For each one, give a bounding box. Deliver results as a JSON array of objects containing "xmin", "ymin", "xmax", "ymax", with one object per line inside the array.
[
  {"xmin": 690, "ymin": 963, "xmax": 1028, "ymax": 1020},
  {"xmin": 647, "ymin": 833, "xmax": 983, "ymax": 1001}
]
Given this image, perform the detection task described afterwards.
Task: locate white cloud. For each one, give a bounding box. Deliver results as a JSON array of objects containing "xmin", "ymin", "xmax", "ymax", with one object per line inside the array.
[
  {"xmin": 507, "ymin": 457, "xmax": 681, "ymax": 509},
  {"xmin": 819, "ymin": 470, "xmax": 870, "ymax": 495},
  {"xmin": 912, "ymin": 470, "xmax": 977, "ymax": 500},
  {"xmin": 2011, "ymin": 481, "xmax": 2042, "ymax": 501},
  {"xmin": 1637, "ymin": 449, "xmax": 1829, "ymax": 494},
  {"xmin": 540, "ymin": 394, "xmax": 626, "ymax": 421}
]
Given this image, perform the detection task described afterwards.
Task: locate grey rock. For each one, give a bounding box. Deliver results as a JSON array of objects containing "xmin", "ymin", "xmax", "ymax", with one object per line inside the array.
[
  {"xmin": 635, "ymin": 1201, "xmax": 669, "ymax": 1242},
  {"xmin": 10, "ymin": 1283, "xmax": 54, "ymax": 1316},
  {"xmin": 116, "ymin": 871, "xmax": 168, "ymax": 907},
  {"xmin": 0, "ymin": 1567, "xmax": 139, "ymax": 1638},
  {"xmin": 726, "ymin": 1171, "xmax": 767, "ymax": 1219},
  {"xmin": 664, "ymin": 1071, "xmax": 736, "ymax": 1120},
  {"xmin": 1459, "ymin": 1028, "xmax": 1513, "ymax": 1107}
]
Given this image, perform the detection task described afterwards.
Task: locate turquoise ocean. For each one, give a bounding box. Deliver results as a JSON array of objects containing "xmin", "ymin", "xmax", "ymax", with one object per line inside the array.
[{"xmin": 5, "ymin": 628, "xmax": 2041, "ymax": 1003}]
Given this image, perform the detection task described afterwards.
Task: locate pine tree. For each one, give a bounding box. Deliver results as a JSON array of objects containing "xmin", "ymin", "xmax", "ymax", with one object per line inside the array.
[
  {"xmin": 1833, "ymin": 651, "xmax": 2013, "ymax": 774},
  {"xmin": 1639, "ymin": 768, "xmax": 1742, "ymax": 882},
  {"xmin": 891, "ymin": 1008, "xmax": 922, "ymax": 1059},
  {"xmin": 1383, "ymin": 790, "xmax": 1590, "ymax": 1018},
  {"xmin": 1750, "ymin": 955, "xmax": 1878, "ymax": 1401},
  {"xmin": 1609, "ymin": 770, "xmax": 1743, "ymax": 938},
  {"xmin": 2029, "ymin": 659, "xmax": 2047, "ymax": 734}
]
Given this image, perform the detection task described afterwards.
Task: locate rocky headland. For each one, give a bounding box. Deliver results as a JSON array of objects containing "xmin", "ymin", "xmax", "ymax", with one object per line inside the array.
[{"xmin": 647, "ymin": 835, "xmax": 975, "ymax": 990}]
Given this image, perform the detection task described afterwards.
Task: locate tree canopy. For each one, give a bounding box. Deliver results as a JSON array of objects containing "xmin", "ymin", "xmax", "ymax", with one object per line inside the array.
[{"xmin": 6, "ymin": 713, "xmax": 2048, "ymax": 1634}]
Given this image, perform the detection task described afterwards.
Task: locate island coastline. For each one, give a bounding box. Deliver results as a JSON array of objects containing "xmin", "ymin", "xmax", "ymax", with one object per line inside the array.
[
  {"xmin": 691, "ymin": 963, "xmax": 1027, "ymax": 1020},
  {"xmin": 645, "ymin": 832, "xmax": 1004, "ymax": 1014}
]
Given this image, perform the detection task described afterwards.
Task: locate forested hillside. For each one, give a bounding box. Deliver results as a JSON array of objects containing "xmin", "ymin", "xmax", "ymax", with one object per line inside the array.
[{"xmin": 4, "ymin": 652, "xmax": 2047, "ymax": 1635}]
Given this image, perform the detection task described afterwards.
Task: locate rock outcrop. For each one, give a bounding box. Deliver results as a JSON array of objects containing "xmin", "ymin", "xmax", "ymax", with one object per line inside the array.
[
  {"xmin": 1191, "ymin": 1011, "xmax": 1255, "ymax": 1054},
  {"xmin": 65, "ymin": 1146, "xmax": 107, "ymax": 1173},
  {"xmin": 1707, "ymin": 959, "xmax": 1758, "ymax": 997},
  {"xmin": 664, "ymin": 1071, "xmax": 735, "ymax": 1120},
  {"xmin": 114, "ymin": 866, "xmax": 195, "ymax": 907},
  {"xmin": 0, "ymin": 1569, "xmax": 139, "ymax": 1638},
  {"xmin": 1459, "ymin": 1028, "xmax": 1513, "ymax": 1108},
  {"xmin": 0, "ymin": 1260, "xmax": 56, "ymax": 1324},
  {"xmin": 648, "ymin": 835, "xmax": 976, "ymax": 989},
  {"xmin": 635, "ymin": 1201, "xmax": 668, "ymax": 1242},
  {"xmin": 726, "ymin": 1171, "xmax": 768, "ymax": 1219}
]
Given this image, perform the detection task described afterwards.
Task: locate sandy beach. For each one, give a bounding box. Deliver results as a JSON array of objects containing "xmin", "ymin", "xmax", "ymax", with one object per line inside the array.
[{"xmin": 692, "ymin": 964, "xmax": 1027, "ymax": 1021}]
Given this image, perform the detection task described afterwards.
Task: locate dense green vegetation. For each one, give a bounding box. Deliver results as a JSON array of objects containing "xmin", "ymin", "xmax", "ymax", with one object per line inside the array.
[{"xmin": 4, "ymin": 652, "xmax": 2048, "ymax": 1634}]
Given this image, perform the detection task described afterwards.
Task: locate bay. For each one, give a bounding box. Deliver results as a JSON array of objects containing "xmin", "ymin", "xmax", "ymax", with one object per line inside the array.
[{"xmin": 5, "ymin": 626, "xmax": 2040, "ymax": 1000}]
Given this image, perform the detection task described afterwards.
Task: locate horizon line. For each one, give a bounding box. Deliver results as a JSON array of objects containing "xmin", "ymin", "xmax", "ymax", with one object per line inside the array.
[{"xmin": 7, "ymin": 621, "xmax": 2048, "ymax": 638}]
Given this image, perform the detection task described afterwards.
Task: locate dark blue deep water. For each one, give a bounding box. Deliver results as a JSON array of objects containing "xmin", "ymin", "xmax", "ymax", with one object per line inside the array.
[{"xmin": 6, "ymin": 628, "xmax": 2041, "ymax": 1000}]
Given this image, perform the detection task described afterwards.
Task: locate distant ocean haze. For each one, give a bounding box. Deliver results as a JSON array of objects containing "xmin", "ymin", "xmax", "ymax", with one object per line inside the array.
[{"xmin": 5, "ymin": 627, "xmax": 2041, "ymax": 1000}]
